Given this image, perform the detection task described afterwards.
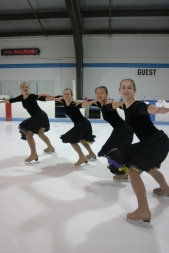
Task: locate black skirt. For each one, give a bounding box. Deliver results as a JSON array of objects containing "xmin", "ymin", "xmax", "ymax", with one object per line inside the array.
[
  {"xmin": 60, "ymin": 118, "xmax": 96, "ymax": 144},
  {"xmin": 19, "ymin": 110, "xmax": 50, "ymax": 140},
  {"xmin": 108, "ymin": 130, "xmax": 169, "ymax": 172},
  {"xmin": 102, "ymin": 123, "xmax": 133, "ymax": 152}
]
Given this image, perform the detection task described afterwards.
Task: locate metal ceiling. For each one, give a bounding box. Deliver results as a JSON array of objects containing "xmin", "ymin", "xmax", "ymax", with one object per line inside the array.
[
  {"xmin": 0, "ymin": 0, "xmax": 169, "ymax": 99},
  {"xmin": 0, "ymin": 0, "xmax": 169, "ymax": 37}
]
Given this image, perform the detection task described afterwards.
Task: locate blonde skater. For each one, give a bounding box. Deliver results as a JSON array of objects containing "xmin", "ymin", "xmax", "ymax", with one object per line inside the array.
[
  {"xmin": 0, "ymin": 82, "xmax": 55, "ymax": 162},
  {"xmin": 44, "ymin": 88, "xmax": 96, "ymax": 166},
  {"xmin": 108, "ymin": 79, "xmax": 169, "ymax": 226}
]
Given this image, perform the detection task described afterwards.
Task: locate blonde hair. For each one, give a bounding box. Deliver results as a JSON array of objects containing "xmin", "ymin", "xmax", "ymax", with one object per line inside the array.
[
  {"xmin": 20, "ymin": 82, "xmax": 29, "ymax": 88},
  {"xmin": 63, "ymin": 88, "xmax": 73, "ymax": 96},
  {"xmin": 120, "ymin": 79, "xmax": 136, "ymax": 90}
]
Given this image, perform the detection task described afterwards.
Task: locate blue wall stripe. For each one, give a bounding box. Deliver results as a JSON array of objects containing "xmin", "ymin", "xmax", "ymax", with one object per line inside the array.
[
  {"xmin": 83, "ymin": 63, "xmax": 169, "ymax": 68},
  {"xmin": 0, "ymin": 63, "xmax": 169, "ymax": 68},
  {"xmin": 0, "ymin": 117, "xmax": 169, "ymax": 125},
  {"xmin": 0, "ymin": 63, "xmax": 76, "ymax": 68}
]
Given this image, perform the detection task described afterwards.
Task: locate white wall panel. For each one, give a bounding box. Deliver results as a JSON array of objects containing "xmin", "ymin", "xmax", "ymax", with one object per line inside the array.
[
  {"xmin": 0, "ymin": 101, "xmax": 55, "ymax": 119},
  {"xmin": 83, "ymin": 35, "xmax": 169, "ymax": 62},
  {"xmin": 29, "ymin": 81, "xmax": 38, "ymax": 94},
  {"xmin": 0, "ymin": 37, "xmax": 76, "ymax": 97},
  {"xmin": 0, "ymin": 103, "xmax": 5, "ymax": 118},
  {"xmin": 83, "ymin": 67, "xmax": 169, "ymax": 100},
  {"xmin": 0, "ymin": 67, "xmax": 76, "ymax": 97},
  {"xmin": 0, "ymin": 35, "xmax": 169, "ymax": 101},
  {"xmin": 0, "ymin": 36, "xmax": 75, "ymax": 62},
  {"xmin": 83, "ymin": 35, "xmax": 169, "ymax": 100}
]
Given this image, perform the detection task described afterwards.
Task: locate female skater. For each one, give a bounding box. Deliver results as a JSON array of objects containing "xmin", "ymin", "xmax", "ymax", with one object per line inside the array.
[
  {"xmin": 81, "ymin": 86, "xmax": 133, "ymax": 179},
  {"xmin": 108, "ymin": 78, "xmax": 169, "ymax": 225},
  {"xmin": 48, "ymin": 88, "xmax": 96, "ymax": 166},
  {"xmin": 0, "ymin": 82, "xmax": 55, "ymax": 162}
]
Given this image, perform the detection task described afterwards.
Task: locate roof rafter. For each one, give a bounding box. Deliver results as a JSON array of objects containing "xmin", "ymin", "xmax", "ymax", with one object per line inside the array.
[
  {"xmin": 0, "ymin": 9, "xmax": 169, "ymax": 21},
  {"xmin": 1, "ymin": 29, "xmax": 168, "ymax": 38},
  {"xmin": 65, "ymin": 0, "xmax": 84, "ymax": 99},
  {"xmin": 0, "ymin": 30, "xmax": 73, "ymax": 37}
]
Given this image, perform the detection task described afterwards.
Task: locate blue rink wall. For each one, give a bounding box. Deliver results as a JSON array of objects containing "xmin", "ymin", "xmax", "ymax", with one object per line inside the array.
[{"xmin": 0, "ymin": 118, "xmax": 169, "ymax": 125}]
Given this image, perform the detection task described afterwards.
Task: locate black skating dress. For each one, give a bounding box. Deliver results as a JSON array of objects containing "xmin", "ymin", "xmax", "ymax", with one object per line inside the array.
[
  {"xmin": 96, "ymin": 102, "xmax": 133, "ymax": 156},
  {"xmin": 9, "ymin": 94, "xmax": 49, "ymax": 140},
  {"xmin": 60, "ymin": 100, "xmax": 96, "ymax": 144},
  {"xmin": 108, "ymin": 101, "xmax": 169, "ymax": 173}
]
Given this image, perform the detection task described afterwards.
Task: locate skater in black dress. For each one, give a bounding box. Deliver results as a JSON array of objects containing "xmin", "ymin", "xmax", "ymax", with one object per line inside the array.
[
  {"xmin": 0, "ymin": 82, "xmax": 55, "ymax": 162},
  {"xmin": 81, "ymin": 86, "xmax": 133, "ymax": 178},
  {"xmin": 52, "ymin": 88, "xmax": 96, "ymax": 166},
  {"xmin": 107, "ymin": 78, "xmax": 169, "ymax": 225}
]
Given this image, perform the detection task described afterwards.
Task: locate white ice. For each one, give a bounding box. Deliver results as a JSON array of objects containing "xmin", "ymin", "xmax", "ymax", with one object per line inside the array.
[{"xmin": 0, "ymin": 121, "xmax": 169, "ymax": 253}]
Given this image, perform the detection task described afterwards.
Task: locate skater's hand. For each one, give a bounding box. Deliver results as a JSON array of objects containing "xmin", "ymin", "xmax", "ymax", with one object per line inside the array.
[
  {"xmin": 81, "ymin": 100, "xmax": 98, "ymax": 108},
  {"xmin": 55, "ymin": 97, "xmax": 64, "ymax": 103},
  {"xmin": 73, "ymin": 101, "xmax": 84, "ymax": 106},
  {"xmin": 105, "ymin": 100, "xmax": 124, "ymax": 109},
  {"xmin": 92, "ymin": 100, "xmax": 98, "ymax": 105},
  {"xmin": 147, "ymin": 105, "xmax": 169, "ymax": 114},
  {"xmin": 105, "ymin": 99, "xmax": 114, "ymax": 104},
  {"xmin": 37, "ymin": 94, "xmax": 53, "ymax": 98},
  {"xmin": 155, "ymin": 107, "xmax": 169, "ymax": 114},
  {"xmin": 37, "ymin": 94, "xmax": 43, "ymax": 98}
]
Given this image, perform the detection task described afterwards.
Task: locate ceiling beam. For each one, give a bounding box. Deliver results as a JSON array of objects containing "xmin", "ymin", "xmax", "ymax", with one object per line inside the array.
[
  {"xmin": 0, "ymin": 9, "xmax": 169, "ymax": 21},
  {"xmin": 0, "ymin": 12, "xmax": 69, "ymax": 21},
  {"xmin": 0, "ymin": 30, "xmax": 73, "ymax": 37},
  {"xmin": 1, "ymin": 29, "xmax": 168, "ymax": 38},
  {"xmin": 82, "ymin": 9, "xmax": 169, "ymax": 17},
  {"xmin": 109, "ymin": 0, "xmax": 112, "ymax": 35},
  {"xmin": 26, "ymin": 0, "xmax": 47, "ymax": 37},
  {"xmin": 85, "ymin": 29, "xmax": 169, "ymax": 35},
  {"xmin": 65, "ymin": 0, "xmax": 84, "ymax": 99}
]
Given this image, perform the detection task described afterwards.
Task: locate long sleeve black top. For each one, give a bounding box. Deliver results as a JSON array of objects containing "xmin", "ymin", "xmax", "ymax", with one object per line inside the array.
[{"xmin": 9, "ymin": 94, "xmax": 46, "ymax": 116}]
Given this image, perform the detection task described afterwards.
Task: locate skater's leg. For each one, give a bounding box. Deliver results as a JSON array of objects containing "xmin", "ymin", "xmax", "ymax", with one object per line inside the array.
[
  {"xmin": 107, "ymin": 148, "xmax": 129, "ymax": 181},
  {"xmin": 80, "ymin": 140, "xmax": 96, "ymax": 159},
  {"xmin": 149, "ymin": 168, "xmax": 169, "ymax": 196},
  {"xmin": 25, "ymin": 131, "xmax": 38, "ymax": 162},
  {"xmin": 71, "ymin": 143, "xmax": 88, "ymax": 166},
  {"xmin": 127, "ymin": 168, "xmax": 151, "ymax": 222},
  {"xmin": 38, "ymin": 128, "xmax": 55, "ymax": 152}
]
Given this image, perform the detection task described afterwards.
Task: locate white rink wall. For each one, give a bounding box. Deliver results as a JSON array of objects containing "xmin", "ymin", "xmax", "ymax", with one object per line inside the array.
[
  {"xmin": 13, "ymin": 101, "xmax": 55, "ymax": 118},
  {"xmin": 0, "ymin": 35, "xmax": 169, "ymax": 122},
  {"xmin": 0, "ymin": 101, "xmax": 169, "ymax": 121}
]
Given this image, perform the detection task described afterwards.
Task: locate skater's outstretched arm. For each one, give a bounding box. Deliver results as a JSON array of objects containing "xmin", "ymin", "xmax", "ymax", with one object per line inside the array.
[
  {"xmin": 105, "ymin": 100, "xmax": 124, "ymax": 109},
  {"xmin": 37, "ymin": 94, "xmax": 63, "ymax": 103},
  {"xmin": 147, "ymin": 105, "xmax": 169, "ymax": 114},
  {"xmin": 81, "ymin": 100, "xmax": 98, "ymax": 108},
  {"xmin": 0, "ymin": 99, "xmax": 10, "ymax": 103},
  {"xmin": 37, "ymin": 93, "xmax": 54, "ymax": 98},
  {"xmin": 46, "ymin": 96, "xmax": 63, "ymax": 103}
]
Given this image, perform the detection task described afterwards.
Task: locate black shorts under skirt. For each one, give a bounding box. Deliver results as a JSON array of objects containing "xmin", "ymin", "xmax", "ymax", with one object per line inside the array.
[
  {"xmin": 108, "ymin": 130, "xmax": 169, "ymax": 172},
  {"xmin": 60, "ymin": 118, "xmax": 96, "ymax": 144},
  {"xmin": 102, "ymin": 123, "xmax": 133, "ymax": 152},
  {"xmin": 19, "ymin": 110, "xmax": 50, "ymax": 140}
]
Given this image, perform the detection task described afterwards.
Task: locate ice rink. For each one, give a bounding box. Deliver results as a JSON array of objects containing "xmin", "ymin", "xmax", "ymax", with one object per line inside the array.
[{"xmin": 0, "ymin": 121, "xmax": 169, "ymax": 253}]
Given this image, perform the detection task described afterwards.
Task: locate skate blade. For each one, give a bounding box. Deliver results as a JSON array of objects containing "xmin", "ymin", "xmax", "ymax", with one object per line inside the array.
[
  {"xmin": 74, "ymin": 162, "xmax": 90, "ymax": 168},
  {"xmin": 153, "ymin": 192, "xmax": 169, "ymax": 199},
  {"xmin": 24, "ymin": 158, "xmax": 39, "ymax": 164},
  {"xmin": 44, "ymin": 151, "xmax": 56, "ymax": 154},
  {"xmin": 87, "ymin": 158, "xmax": 98, "ymax": 161},
  {"xmin": 113, "ymin": 178, "xmax": 130, "ymax": 182},
  {"xmin": 86, "ymin": 156, "xmax": 97, "ymax": 160},
  {"xmin": 24, "ymin": 161, "xmax": 39, "ymax": 164},
  {"xmin": 127, "ymin": 218, "xmax": 152, "ymax": 227}
]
